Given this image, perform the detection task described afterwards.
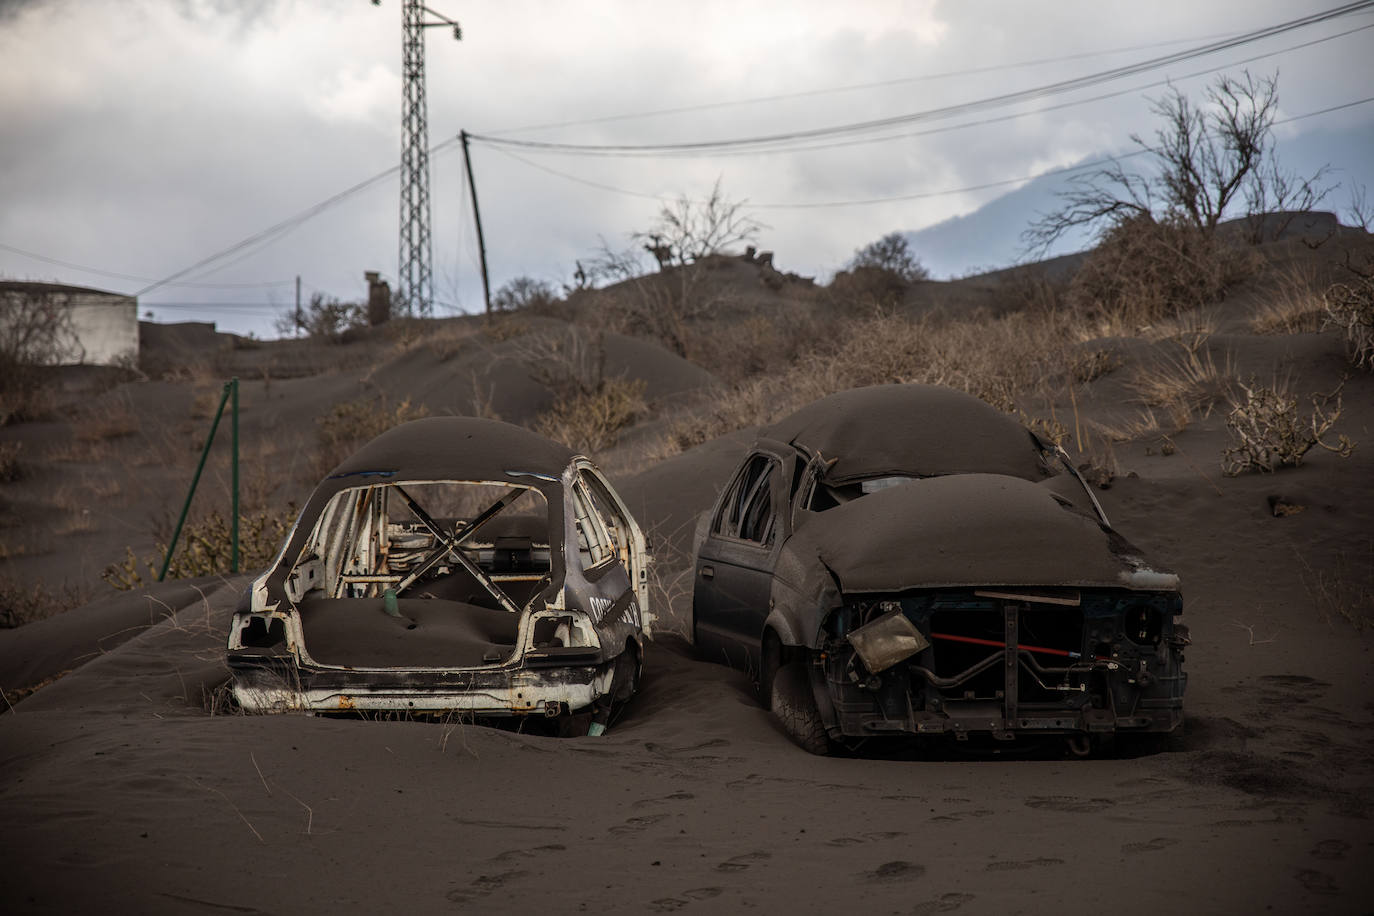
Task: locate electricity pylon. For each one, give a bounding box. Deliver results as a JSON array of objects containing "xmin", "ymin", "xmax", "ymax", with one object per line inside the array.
[{"xmin": 384, "ymin": 0, "xmax": 460, "ymax": 317}]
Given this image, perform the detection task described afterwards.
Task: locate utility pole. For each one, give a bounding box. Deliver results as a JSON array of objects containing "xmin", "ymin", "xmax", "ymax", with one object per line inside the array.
[
  {"xmin": 382, "ymin": 0, "xmax": 461, "ymax": 318},
  {"xmin": 459, "ymin": 130, "xmax": 492, "ymax": 317}
]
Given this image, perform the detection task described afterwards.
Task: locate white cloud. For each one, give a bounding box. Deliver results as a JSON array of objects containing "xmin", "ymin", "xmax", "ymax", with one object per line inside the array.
[{"xmin": 1, "ymin": 0, "xmax": 1370, "ymax": 335}]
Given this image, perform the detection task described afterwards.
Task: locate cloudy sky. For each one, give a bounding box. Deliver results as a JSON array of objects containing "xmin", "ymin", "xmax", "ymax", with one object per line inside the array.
[{"xmin": 2, "ymin": 0, "xmax": 1372, "ymax": 337}]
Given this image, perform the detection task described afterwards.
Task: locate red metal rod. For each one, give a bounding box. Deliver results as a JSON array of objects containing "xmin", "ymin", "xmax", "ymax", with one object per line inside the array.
[{"xmin": 929, "ymin": 631, "xmax": 1080, "ymax": 658}]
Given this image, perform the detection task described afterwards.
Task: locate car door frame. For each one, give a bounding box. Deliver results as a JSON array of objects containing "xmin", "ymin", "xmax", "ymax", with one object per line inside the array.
[{"xmin": 692, "ymin": 438, "xmax": 796, "ymax": 671}]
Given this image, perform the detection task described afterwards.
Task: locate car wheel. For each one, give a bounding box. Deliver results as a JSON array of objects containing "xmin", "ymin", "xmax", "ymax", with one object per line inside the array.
[
  {"xmin": 758, "ymin": 632, "xmax": 782, "ymax": 710},
  {"xmin": 770, "ymin": 660, "xmax": 830, "ymax": 755}
]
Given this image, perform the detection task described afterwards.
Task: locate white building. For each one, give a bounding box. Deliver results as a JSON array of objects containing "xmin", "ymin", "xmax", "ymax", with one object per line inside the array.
[{"xmin": 0, "ymin": 281, "xmax": 139, "ymax": 368}]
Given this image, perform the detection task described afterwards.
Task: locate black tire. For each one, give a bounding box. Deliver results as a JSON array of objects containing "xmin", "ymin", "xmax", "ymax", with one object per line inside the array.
[
  {"xmin": 757, "ymin": 633, "xmax": 782, "ymax": 710},
  {"xmin": 770, "ymin": 660, "xmax": 831, "ymax": 755}
]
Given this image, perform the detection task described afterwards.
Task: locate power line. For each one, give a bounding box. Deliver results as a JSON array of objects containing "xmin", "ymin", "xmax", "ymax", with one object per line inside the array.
[
  {"xmin": 484, "ymin": 30, "xmax": 1245, "ymax": 137},
  {"xmin": 487, "ymin": 95, "xmax": 1374, "ymax": 211},
  {"xmin": 0, "ymin": 242, "xmax": 295, "ymax": 289},
  {"xmin": 467, "ymin": 3, "xmax": 1374, "ymax": 157}
]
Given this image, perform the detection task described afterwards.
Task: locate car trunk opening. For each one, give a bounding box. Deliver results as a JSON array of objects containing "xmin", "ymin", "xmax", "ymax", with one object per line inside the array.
[{"xmin": 288, "ymin": 480, "xmax": 554, "ymax": 670}]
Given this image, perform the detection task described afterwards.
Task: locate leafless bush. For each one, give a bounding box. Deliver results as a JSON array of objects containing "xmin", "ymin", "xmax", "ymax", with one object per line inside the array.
[
  {"xmin": 1324, "ymin": 277, "xmax": 1374, "ymax": 369},
  {"xmin": 492, "ymin": 276, "xmax": 558, "ymax": 312},
  {"xmin": 639, "ymin": 178, "xmax": 763, "ymax": 266},
  {"xmin": 583, "ymin": 243, "xmax": 721, "ymax": 359},
  {"xmin": 1344, "ymin": 183, "xmax": 1373, "ymax": 232},
  {"xmin": 0, "ymin": 292, "xmax": 80, "ymax": 425},
  {"xmin": 1026, "ymin": 71, "xmax": 1329, "ymax": 252},
  {"xmin": 1221, "ymin": 379, "xmax": 1355, "ymax": 475},
  {"xmin": 275, "ymin": 292, "xmax": 366, "ymax": 342}
]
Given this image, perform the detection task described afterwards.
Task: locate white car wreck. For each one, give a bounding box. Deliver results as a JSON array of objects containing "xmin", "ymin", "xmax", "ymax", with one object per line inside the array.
[{"xmin": 226, "ymin": 417, "xmax": 651, "ymax": 733}]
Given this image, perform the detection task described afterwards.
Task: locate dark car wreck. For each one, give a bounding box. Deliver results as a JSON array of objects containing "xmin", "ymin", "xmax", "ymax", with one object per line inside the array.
[
  {"xmin": 227, "ymin": 417, "xmax": 651, "ymax": 733},
  {"xmin": 692, "ymin": 384, "xmax": 1187, "ymax": 754}
]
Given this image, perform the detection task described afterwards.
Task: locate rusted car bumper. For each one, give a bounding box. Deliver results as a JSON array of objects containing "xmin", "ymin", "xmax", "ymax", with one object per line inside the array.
[{"xmin": 227, "ymin": 647, "xmax": 622, "ymax": 717}]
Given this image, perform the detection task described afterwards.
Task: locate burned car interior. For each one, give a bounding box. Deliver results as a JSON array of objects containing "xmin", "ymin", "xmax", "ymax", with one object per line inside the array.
[
  {"xmin": 228, "ymin": 418, "xmax": 650, "ymax": 728},
  {"xmin": 693, "ymin": 384, "xmax": 1188, "ymax": 754}
]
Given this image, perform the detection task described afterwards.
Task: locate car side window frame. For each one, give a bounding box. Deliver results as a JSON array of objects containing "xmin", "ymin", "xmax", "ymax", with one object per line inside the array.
[{"xmin": 712, "ymin": 452, "xmax": 781, "ymax": 547}]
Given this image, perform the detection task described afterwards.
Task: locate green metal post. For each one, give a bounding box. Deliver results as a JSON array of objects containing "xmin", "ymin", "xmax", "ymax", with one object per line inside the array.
[
  {"xmin": 230, "ymin": 377, "xmax": 239, "ymax": 574},
  {"xmin": 158, "ymin": 380, "xmax": 232, "ymax": 581}
]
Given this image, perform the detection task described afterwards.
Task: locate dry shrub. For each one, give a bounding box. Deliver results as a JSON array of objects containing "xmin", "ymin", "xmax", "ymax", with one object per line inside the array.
[
  {"xmin": 517, "ymin": 326, "xmax": 648, "ymax": 453},
  {"xmin": 0, "ymin": 441, "xmax": 20, "ymax": 481},
  {"xmin": 1221, "ymin": 379, "xmax": 1355, "ymax": 475},
  {"xmin": 74, "ymin": 398, "xmax": 139, "ymax": 441},
  {"xmin": 0, "ymin": 575, "xmax": 87, "ymax": 628},
  {"xmin": 1068, "ymin": 214, "xmax": 1252, "ymax": 329},
  {"xmin": 827, "ymin": 266, "xmax": 910, "ymax": 308},
  {"xmin": 535, "ymin": 377, "xmax": 648, "ymax": 453},
  {"xmin": 1251, "ymin": 262, "xmax": 1328, "ymax": 334},
  {"xmin": 313, "ymin": 395, "xmax": 429, "ymax": 480},
  {"xmin": 655, "ymin": 308, "xmax": 1077, "ymax": 457},
  {"xmin": 1000, "ymin": 267, "xmax": 1068, "ymax": 317},
  {"xmin": 691, "ymin": 311, "xmax": 833, "ymax": 384},
  {"xmin": 102, "ymin": 503, "xmax": 298, "ymax": 589},
  {"xmin": 1324, "ymin": 277, "xmax": 1374, "ymax": 370}
]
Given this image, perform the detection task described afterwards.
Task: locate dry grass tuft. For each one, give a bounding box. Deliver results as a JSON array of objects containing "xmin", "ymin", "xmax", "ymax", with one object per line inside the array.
[
  {"xmin": 1221, "ymin": 379, "xmax": 1355, "ymax": 475},
  {"xmin": 1145, "ymin": 310, "xmax": 1219, "ymax": 355},
  {"xmin": 1251, "ymin": 262, "xmax": 1328, "ymax": 334},
  {"xmin": 1129, "ymin": 346, "xmax": 1235, "ymax": 429}
]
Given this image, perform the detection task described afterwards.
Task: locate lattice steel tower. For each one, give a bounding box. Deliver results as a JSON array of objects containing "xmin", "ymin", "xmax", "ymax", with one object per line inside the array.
[{"xmin": 394, "ymin": 0, "xmax": 460, "ymax": 317}]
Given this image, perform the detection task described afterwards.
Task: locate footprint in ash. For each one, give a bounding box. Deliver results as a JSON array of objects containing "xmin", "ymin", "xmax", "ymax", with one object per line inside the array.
[
  {"xmin": 1121, "ymin": 837, "xmax": 1179, "ymax": 855},
  {"xmin": 716, "ymin": 851, "xmax": 771, "ymax": 872}
]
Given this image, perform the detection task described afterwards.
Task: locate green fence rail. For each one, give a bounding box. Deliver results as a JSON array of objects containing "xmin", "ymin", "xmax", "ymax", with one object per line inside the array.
[{"xmin": 158, "ymin": 377, "xmax": 239, "ymax": 581}]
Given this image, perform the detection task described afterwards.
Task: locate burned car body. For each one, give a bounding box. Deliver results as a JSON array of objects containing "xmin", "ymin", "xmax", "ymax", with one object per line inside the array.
[
  {"xmin": 692, "ymin": 385, "xmax": 1186, "ymax": 753},
  {"xmin": 227, "ymin": 417, "xmax": 651, "ymax": 729}
]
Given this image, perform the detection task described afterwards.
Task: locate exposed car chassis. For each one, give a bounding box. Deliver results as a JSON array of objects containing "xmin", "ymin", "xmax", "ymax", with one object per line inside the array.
[{"xmin": 811, "ymin": 587, "xmax": 1187, "ymax": 745}]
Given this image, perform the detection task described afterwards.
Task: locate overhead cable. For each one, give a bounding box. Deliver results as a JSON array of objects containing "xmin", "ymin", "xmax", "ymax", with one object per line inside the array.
[{"xmin": 466, "ymin": 3, "xmax": 1374, "ymax": 156}]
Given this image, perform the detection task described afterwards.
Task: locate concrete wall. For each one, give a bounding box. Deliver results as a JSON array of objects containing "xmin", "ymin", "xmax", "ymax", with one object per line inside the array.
[{"xmin": 0, "ymin": 284, "xmax": 139, "ymax": 367}]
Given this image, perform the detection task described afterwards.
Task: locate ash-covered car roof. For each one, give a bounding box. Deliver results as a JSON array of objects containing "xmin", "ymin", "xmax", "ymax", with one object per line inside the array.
[
  {"xmin": 764, "ymin": 384, "xmax": 1047, "ymax": 483},
  {"xmin": 327, "ymin": 417, "xmax": 577, "ymax": 484}
]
